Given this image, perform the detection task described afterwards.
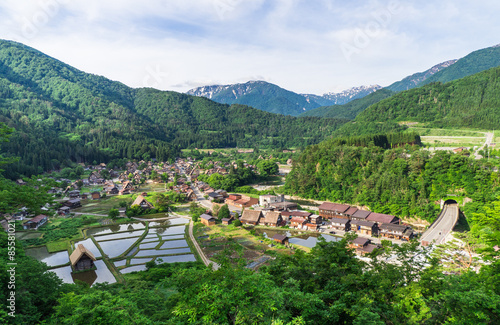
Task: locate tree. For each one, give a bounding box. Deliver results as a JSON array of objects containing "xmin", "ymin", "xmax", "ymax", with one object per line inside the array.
[
  {"xmin": 257, "ymin": 160, "xmax": 279, "ymax": 177},
  {"xmin": 156, "ymin": 194, "xmax": 173, "ymax": 214},
  {"xmin": 212, "ymin": 204, "xmax": 220, "ymax": 218},
  {"xmin": 218, "ymin": 204, "xmax": 230, "ymax": 220},
  {"xmin": 108, "ymin": 208, "xmax": 119, "ymax": 219}
]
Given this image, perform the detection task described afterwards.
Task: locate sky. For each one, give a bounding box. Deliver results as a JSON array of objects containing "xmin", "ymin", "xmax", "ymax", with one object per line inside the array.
[{"xmin": 1, "ymin": 0, "xmax": 499, "ymax": 95}]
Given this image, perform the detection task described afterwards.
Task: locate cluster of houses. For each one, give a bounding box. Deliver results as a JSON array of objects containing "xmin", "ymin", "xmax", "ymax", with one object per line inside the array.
[{"xmin": 318, "ymin": 202, "xmax": 414, "ymax": 241}]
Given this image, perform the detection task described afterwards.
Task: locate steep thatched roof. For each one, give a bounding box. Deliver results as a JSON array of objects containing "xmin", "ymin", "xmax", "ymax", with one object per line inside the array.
[{"xmin": 70, "ymin": 244, "xmax": 96, "ymax": 266}]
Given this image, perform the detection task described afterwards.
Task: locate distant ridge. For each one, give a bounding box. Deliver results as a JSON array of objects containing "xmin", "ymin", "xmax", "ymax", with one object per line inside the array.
[{"xmin": 386, "ymin": 60, "xmax": 457, "ymax": 92}]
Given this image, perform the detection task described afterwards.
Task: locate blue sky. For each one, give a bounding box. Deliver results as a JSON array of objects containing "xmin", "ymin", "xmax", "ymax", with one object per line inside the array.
[{"xmin": 1, "ymin": 0, "xmax": 499, "ymax": 94}]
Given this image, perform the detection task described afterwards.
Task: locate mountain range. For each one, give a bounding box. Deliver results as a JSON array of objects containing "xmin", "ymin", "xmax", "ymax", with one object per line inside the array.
[
  {"xmin": 186, "ymin": 81, "xmax": 382, "ymax": 116},
  {"xmin": 0, "ymin": 40, "xmax": 346, "ymax": 178},
  {"xmin": 188, "ymin": 43, "xmax": 500, "ymax": 119}
]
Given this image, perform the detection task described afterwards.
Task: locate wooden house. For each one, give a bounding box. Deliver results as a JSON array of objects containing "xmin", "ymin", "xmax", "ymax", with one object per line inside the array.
[
  {"xmin": 131, "ymin": 195, "xmax": 155, "ymax": 209},
  {"xmin": 118, "ymin": 207, "xmax": 127, "ymax": 217},
  {"xmin": 68, "ymin": 190, "xmax": 80, "ymax": 199},
  {"xmin": 64, "ymin": 199, "xmax": 82, "ymax": 209},
  {"xmin": 225, "ymin": 194, "xmax": 242, "ymax": 206},
  {"xmin": 268, "ymin": 201, "xmax": 298, "ymax": 211},
  {"xmin": 272, "ymin": 234, "xmax": 289, "ymax": 245},
  {"xmin": 290, "ymin": 216, "xmax": 308, "ymax": 229},
  {"xmin": 221, "ymin": 217, "xmax": 233, "ymax": 225},
  {"xmin": 200, "ymin": 214, "xmax": 216, "ymax": 226},
  {"xmin": 105, "ymin": 185, "xmax": 119, "ymax": 195},
  {"xmin": 330, "ymin": 217, "xmax": 351, "ymax": 232},
  {"xmin": 259, "ymin": 211, "xmax": 282, "ymax": 227},
  {"xmin": 379, "ymin": 224, "xmax": 413, "ymax": 240},
  {"xmin": 91, "ymin": 191, "xmax": 101, "ymax": 200},
  {"xmin": 281, "ymin": 211, "xmax": 312, "ymax": 221},
  {"xmin": 207, "ymin": 192, "xmax": 224, "ymax": 202},
  {"xmin": 22, "ymin": 215, "xmax": 48, "ymax": 230},
  {"xmin": 81, "ymin": 193, "xmax": 88, "ymax": 200},
  {"xmin": 240, "ymin": 210, "xmax": 262, "ymax": 225},
  {"xmin": 344, "ymin": 207, "xmax": 358, "ymax": 219},
  {"xmin": 57, "ymin": 206, "xmax": 71, "ymax": 216},
  {"xmin": 350, "ymin": 219, "xmax": 377, "ymax": 236},
  {"xmin": 309, "ymin": 215, "xmax": 322, "ymax": 225},
  {"xmin": 233, "ymin": 197, "xmax": 259, "ymax": 208},
  {"xmin": 318, "ymin": 202, "xmax": 351, "ymax": 219},
  {"xmin": 349, "ymin": 237, "xmax": 371, "ymax": 249},
  {"xmin": 351, "ymin": 209, "xmax": 371, "ymax": 221},
  {"xmin": 186, "ymin": 189, "xmax": 197, "ymax": 201},
  {"xmin": 70, "ymin": 244, "xmax": 96, "ymax": 272},
  {"xmin": 366, "ymin": 213, "xmax": 400, "ymax": 225},
  {"xmin": 305, "ymin": 223, "xmax": 320, "ymax": 231}
]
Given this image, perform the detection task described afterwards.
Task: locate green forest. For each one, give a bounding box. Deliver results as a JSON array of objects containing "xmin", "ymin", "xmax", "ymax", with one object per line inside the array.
[
  {"xmin": 0, "ymin": 40, "xmax": 346, "ymax": 179},
  {"xmin": 356, "ymin": 65, "xmax": 500, "ymax": 128}
]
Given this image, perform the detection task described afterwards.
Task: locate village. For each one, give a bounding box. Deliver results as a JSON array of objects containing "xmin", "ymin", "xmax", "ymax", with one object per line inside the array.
[{"xmin": 8, "ymin": 155, "xmax": 418, "ymax": 265}]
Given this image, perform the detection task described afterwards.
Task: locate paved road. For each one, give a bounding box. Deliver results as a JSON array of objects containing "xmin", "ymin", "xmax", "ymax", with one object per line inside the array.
[
  {"xmin": 474, "ymin": 131, "xmax": 494, "ymax": 159},
  {"xmin": 191, "ymin": 186, "xmax": 241, "ymax": 213},
  {"xmin": 420, "ymin": 203, "xmax": 459, "ymax": 245}
]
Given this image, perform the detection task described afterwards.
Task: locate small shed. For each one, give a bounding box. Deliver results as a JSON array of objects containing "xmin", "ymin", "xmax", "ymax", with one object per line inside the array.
[
  {"xmin": 70, "ymin": 244, "xmax": 97, "ymax": 272},
  {"xmin": 272, "ymin": 234, "xmax": 289, "ymax": 245},
  {"xmin": 91, "ymin": 191, "xmax": 101, "ymax": 200},
  {"xmin": 221, "ymin": 217, "xmax": 233, "ymax": 225},
  {"xmin": 200, "ymin": 214, "xmax": 216, "ymax": 226}
]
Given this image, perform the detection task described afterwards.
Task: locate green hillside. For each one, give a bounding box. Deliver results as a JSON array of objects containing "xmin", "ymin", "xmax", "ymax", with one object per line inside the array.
[
  {"xmin": 356, "ymin": 66, "xmax": 500, "ymax": 128},
  {"xmin": 0, "ymin": 40, "xmax": 346, "ymax": 178},
  {"xmin": 299, "ymin": 88, "xmax": 394, "ymax": 119},
  {"xmin": 420, "ymin": 44, "xmax": 500, "ymax": 85}
]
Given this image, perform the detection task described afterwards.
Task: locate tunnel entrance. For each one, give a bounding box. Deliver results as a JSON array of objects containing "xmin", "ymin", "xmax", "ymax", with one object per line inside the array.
[{"xmin": 444, "ymin": 199, "xmax": 458, "ymax": 205}]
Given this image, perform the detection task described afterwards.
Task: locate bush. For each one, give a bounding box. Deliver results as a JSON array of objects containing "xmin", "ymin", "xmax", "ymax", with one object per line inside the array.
[{"xmin": 233, "ymin": 219, "xmax": 242, "ymax": 227}]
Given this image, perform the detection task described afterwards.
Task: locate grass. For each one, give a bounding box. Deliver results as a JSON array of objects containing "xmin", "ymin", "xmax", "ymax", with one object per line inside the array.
[
  {"xmin": 420, "ymin": 136, "xmax": 484, "ymax": 148},
  {"xmin": 408, "ymin": 127, "xmax": 487, "ymax": 137},
  {"xmin": 46, "ymin": 240, "xmax": 70, "ymax": 253}
]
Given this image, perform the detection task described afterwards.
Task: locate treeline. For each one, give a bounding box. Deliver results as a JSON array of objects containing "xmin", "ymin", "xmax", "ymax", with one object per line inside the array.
[
  {"xmin": 2, "ymin": 232, "xmax": 499, "ymax": 324},
  {"xmin": 285, "ymin": 141, "xmax": 500, "ymax": 225},
  {"xmin": 0, "ymin": 40, "xmax": 346, "ymax": 178},
  {"xmin": 323, "ymin": 131, "xmax": 421, "ymax": 149},
  {"xmin": 357, "ymin": 65, "xmax": 500, "ymax": 128}
]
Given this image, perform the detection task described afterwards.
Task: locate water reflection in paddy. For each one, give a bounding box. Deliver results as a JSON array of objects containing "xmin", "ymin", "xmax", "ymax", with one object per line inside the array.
[
  {"xmin": 99, "ymin": 237, "xmax": 140, "ymax": 258},
  {"xmin": 85, "ymin": 223, "xmax": 146, "ymax": 237},
  {"xmin": 25, "ymin": 247, "xmax": 69, "ymax": 267},
  {"xmin": 134, "ymin": 247, "xmax": 191, "ymax": 257},
  {"xmin": 159, "ymin": 234, "xmax": 185, "ymax": 240},
  {"xmin": 156, "ymin": 254, "xmax": 196, "ymax": 264},
  {"xmin": 148, "ymin": 225, "xmax": 185, "ymax": 236},
  {"xmin": 49, "ymin": 260, "xmax": 116, "ymax": 286},
  {"xmin": 93, "ymin": 230, "xmax": 145, "ymax": 241},
  {"xmin": 139, "ymin": 242, "xmax": 160, "ymax": 249},
  {"xmin": 149, "ymin": 218, "xmax": 188, "ymax": 227},
  {"xmin": 73, "ymin": 238, "xmax": 102, "ymax": 258},
  {"xmin": 129, "ymin": 257, "xmax": 154, "ymax": 265},
  {"xmin": 159, "ymin": 239, "xmax": 188, "ymax": 249},
  {"xmin": 121, "ymin": 265, "xmax": 147, "ymax": 274},
  {"xmin": 114, "ymin": 260, "xmax": 127, "ymax": 267}
]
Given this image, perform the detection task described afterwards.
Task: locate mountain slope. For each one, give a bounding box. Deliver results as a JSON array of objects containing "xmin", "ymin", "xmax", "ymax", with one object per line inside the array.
[
  {"xmin": 186, "ymin": 80, "xmax": 321, "ymax": 116},
  {"xmin": 356, "ymin": 66, "xmax": 500, "ymax": 128},
  {"xmin": 0, "ymin": 40, "xmax": 347, "ymax": 178},
  {"xmin": 302, "ymin": 85, "xmax": 382, "ymax": 106},
  {"xmin": 387, "ymin": 60, "xmax": 457, "ymax": 92},
  {"xmin": 420, "ymin": 44, "xmax": 500, "ymax": 86},
  {"xmin": 299, "ymin": 88, "xmax": 394, "ymax": 119}
]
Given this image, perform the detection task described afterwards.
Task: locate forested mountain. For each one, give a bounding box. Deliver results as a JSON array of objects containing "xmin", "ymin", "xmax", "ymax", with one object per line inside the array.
[
  {"xmin": 356, "ymin": 65, "xmax": 500, "ymax": 128},
  {"xmin": 186, "ymin": 80, "xmax": 322, "ymax": 116},
  {"xmin": 299, "ymin": 88, "xmax": 394, "ymax": 119},
  {"xmin": 386, "ymin": 59, "xmax": 457, "ymax": 92},
  {"xmin": 420, "ymin": 44, "xmax": 500, "ymax": 85},
  {"xmin": 0, "ymin": 40, "xmax": 346, "ymax": 178}
]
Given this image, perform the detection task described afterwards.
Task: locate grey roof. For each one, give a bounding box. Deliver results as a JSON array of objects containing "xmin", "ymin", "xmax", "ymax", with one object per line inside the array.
[
  {"xmin": 352, "ymin": 209, "xmax": 371, "ymax": 219},
  {"xmin": 330, "ymin": 217, "xmax": 350, "ymax": 224},
  {"xmin": 200, "ymin": 214, "xmax": 215, "ymax": 221},
  {"xmin": 351, "ymin": 219, "xmax": 376, "ymax": 227}
]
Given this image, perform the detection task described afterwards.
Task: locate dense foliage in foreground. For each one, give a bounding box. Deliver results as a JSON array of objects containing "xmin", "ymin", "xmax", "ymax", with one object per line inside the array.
[{"xmin": 1, "ymin": 231, "xmax": 499, "ymax": 324}]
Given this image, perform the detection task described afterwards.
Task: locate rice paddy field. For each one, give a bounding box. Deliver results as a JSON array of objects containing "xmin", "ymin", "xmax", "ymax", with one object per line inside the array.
[{"xmin": 25, "ymin": 217, "xmax": 198, "ymax": 286}]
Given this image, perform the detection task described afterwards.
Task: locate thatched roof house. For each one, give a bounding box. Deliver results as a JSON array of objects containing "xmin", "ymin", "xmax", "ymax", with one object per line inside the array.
[{"xmin": 70, "ymin": 244, "xmax": 97, "ymax": 271}]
